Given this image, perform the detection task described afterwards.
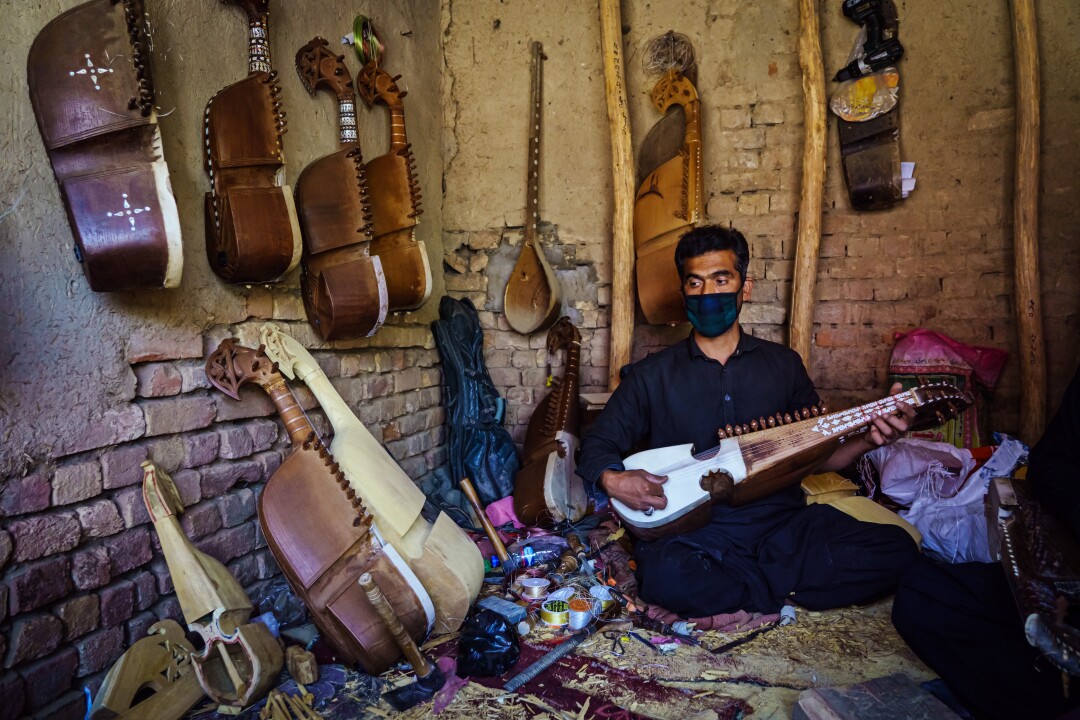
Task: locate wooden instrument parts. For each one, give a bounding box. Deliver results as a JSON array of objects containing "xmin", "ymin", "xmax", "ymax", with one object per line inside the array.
[
  {"xmin": 612, "ymin": 384, "xmax": 972, "ymax": 540},
  {"xmin": 504, "ymin": 41, "xmax": 561, "ymax": 335},
  {"xmin": 260, "ymin": 688, "xmax": 323, "ymax": 720},
  {"xmin": 89, "ymin": 620, "xmax": 204, "ymax": 720},
  {"xmin": 285, "ymin": 646, "xmax": 319, "ymax": 685},
  {"xmin": 206, "ymin": 339, "xmax": 436, "ymax": 673},
  {"xmin": 203, "ymin": 0, "xmax": 301, "ymax": 284},
  {"xmin": 28, "ymin": 0, "xmax": 183, "ymax": 292},
  {"xmin": 294, "ymin": 36, "xmax": 388, "ymax": 340},
  {"xmin": 460, "ymin": 477, "xmax": 511, "ymax": 568},
  {"xmin": 355, "ymin": 61, "xmax": 432, "ymax": 311},
  {"xmin": 514, "ymin": 317, "xmax": 588, "ymax": 526},
  {"xmin": 259, "ymin": 323, "xmax": 483, "ymax": 634},
  {"xmin": 633, "ymin": 68, "xmax": 704, "ymax": 325},
  {"xmin": 142, "ymin": 461, "xmax": 282, "ymax": 708}
]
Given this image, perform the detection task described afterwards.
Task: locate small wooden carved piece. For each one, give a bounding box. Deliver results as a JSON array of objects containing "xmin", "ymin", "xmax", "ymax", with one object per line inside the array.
[
  {"xmin": 206, "ymin": 339, "xmax": 434, "ymax": 673},
  {"xmin": 204, "ymin": 0, "xmax": 301, "ymax": 284},
  {"xmin": 504, "ymin": 41, "xmax": 561, "ymax": 335},
  {"xmin": 143, "ymin": 462, "xmax": 282, "ymax": 708},
  {"xmin": 89, "ymin": 620, "xmax": 205, "ymax": 720},
  {"xmin": 260, "ymin": 323, "xmax": 483, "ymax": 634},
  {"xmin": 356, "ymin": 61, "xmax": 431, "ymax": 310},
  {"xmin": 27, "ymin": 0, "xmax": 183, "ymax": 291},
  {"xmin": 633, "ymin": 69, "xmax": 704, "ymax": 325},
  {"xmin": 285, "ymin": 646, "xmax": 319, "ymax": 685},
  {"xmin": 514, "ymin": 317, "xmax": 588, "ymax": 526},
  {"xmin": 293, "ymin": 37, "xmax": 387, "ymax": 340}
]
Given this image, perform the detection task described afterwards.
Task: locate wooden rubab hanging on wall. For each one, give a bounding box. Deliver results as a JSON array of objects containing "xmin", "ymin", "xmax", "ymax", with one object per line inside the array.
[
  {"xmin": 513, "ymin": 317, "xmax": 588, "ymax": 526},
  {"xmin": 355, "ymin": 59, "xmax": 431, "ymax": 310},
  {"xmin": 634, "ymin": 33, "xmax": 704, "ymax": 326},
  {"xmin": 259, "ymin": 323, "xmax": 483, "ymax": 633},
  {"xmin": 203, "ymin": 0, "xmax": 301, "ymax": 284},
  {"xmin": 28, "ymin": 0, "xmax": 183, "ymax": 291},
  {"xmin": 504, "ymin": 41, "xmax": 561, "ymax": 335},
  {"xmin": 142, "ymin": 461, "xmax": 282, "ymax": 708},
  {"xmin": 206, "ymin": 340, "xmax": 434, "ymax": 673},
  {"xmin": 293, "ymin": 37, "xmax": 388, "ymax": 340}
]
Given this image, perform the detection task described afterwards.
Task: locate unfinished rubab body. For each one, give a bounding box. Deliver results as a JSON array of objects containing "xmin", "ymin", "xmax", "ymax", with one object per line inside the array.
[
  {"xmin": 89, "ymin": 620, "xmax": 203, "ymax": 720},
  {"xmin": 260, "ymin": 323, "xmax": 483, "ymax": 633},
  {"xmin": 355, "ymin": 61, "xmax": 431, "ymax": 310},
  {"xmin": 203, "ymin": 0, "xmax": 301, "ymax": 284},
  {"xmin": 27, "ymin": 0, "xmax": 183, "ymax": 291},
  {"xmin": 504, "ymin": 41, "xmax": 561, "ymax": 335},
  {"xmin": 612, "ymin": 383, "xmax": 971, "ymax": 540},
  {"xmin": 293, "ymin": 37, "xmax": 387, "ymax": 340},
  {"xmin": 206, "ymin": 340, "xmax": 434, "ymax": 673},
  {"xmin": 633, "ymin": 69, "xmax": 704, "ymax": 325},
  {"xmin": 142, "ymin": 461, "xmax": 281, "ymax": 708},
  {"xmin": 513, "ymin": 317, "xmax": 588, "ymax": 526}
]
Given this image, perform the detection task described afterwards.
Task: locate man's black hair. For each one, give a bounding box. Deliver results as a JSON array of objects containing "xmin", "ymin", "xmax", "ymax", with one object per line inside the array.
[{"xmin": 674, "ymin": 225, "xmax": 750, "ymax": 282}]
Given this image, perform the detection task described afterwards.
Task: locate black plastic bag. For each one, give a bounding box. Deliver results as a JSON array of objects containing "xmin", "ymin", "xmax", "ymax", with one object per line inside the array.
[{"xmin": 455, "ymin": 608, "xmax": 520, "ymax": 677}]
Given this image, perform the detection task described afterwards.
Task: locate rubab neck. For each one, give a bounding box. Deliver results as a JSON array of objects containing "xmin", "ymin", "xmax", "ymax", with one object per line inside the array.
[
  {"xmin": 682, "ymin": 99, "xmax": 703, "ymax": 224},
  {"xmin": 260, "ymin": 374, "xmax": 315, "ymax": 445},
  {"xmin": 338, "ymin": 94, "xmax": 358, "ymax": 145},
  {"xmin": 552, "ymin": 341, "xmax": 581, "ymax": 433},
  {"xmin": 248, "ymin": 13, "xmax": 272, "ymax": 75},
  {"xmin": 523, "ymin": 43, "xmax": 542, "ymax": 248},
  {"xmin": 289, "ymin": 364, "xmax": 359, "ymax": 435},
  {"xmin": 388, "ymin": 105, "xmax": 407, "ymax": 150}
]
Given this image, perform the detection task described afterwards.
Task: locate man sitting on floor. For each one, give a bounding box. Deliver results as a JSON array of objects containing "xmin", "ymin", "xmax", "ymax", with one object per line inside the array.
[
  {"xmin": 577, "ymin": 224, "xmax": 919, "ymax": 618},
  {"xmin": 891, "ymin": 366, "xmax": 1080, "ymax": 720}
]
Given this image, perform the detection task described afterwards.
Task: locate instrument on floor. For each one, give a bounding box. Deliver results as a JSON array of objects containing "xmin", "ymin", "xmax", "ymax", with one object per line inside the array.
[
  {"xmin": 633, "ymin": 69, "xmax": 703, "ymax": 325},
  {"xmin": 355, "ymin": 60, "xmax": 431, "ymax": 310},
  {"xmin": 142, "ymin": 462, "xmax": 281, "ymax": 708},
  {"xmin": 28, "ymin": 0, "xmax": 183, "ymax": 291},
  {"xmin": 203, "ymin": 0, "xmax": 301, "ymax": 284},
  {"xmin": 259, "ymin": 323, "xmax": 483, "ymax": 634},
  {"xmin": 293, "ymin": 37, "xmax": 387, "ymax": 340},
  {"xmin": 514, "ymin": 317, "xmax": 588, "ymax": 526},
  {"xmin": 987, "ymin": 477, "xmax": 1080, "ymax": 677},
  {"xmin": 612, "ymin": 383, "xmax": 971, "ymax": 540},
  {"xmin": 504, "ymin": 41, "xmax": 561, "ymax": 335},
  {"xmin": 206, "ymin": 339, "xmax": 434, "ymax": 673}
]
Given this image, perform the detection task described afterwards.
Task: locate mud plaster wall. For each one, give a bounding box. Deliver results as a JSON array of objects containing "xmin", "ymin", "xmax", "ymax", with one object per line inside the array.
[
  {"xmin": 0, "ymin": 1, "xmax": 444, "ymax": 717},
  {"xmin": 441, "ymin": 0, "xmax": 1080, "ymax": 444}
]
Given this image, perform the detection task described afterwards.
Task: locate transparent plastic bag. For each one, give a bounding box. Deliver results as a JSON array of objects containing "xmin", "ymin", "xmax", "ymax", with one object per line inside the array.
[{"xmin": 830, "ymin": 28, "xmax": 899, "ymax": 122}]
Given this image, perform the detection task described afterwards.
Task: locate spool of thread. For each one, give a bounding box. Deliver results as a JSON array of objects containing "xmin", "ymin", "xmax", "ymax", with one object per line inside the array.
[
  {"xmin": 517, "ymin": 612, "xmax": 541, "ymax": 636},
  {"xmin": 520, "ymin": 577, "xmax": 550, "ymax": 600},
  {"xmin": 589, "ymin": 585, "xmax": 616, "ymax": 618},
  {"xmin": 539, "ymin": 599, "xmax": 570, "ymax": 627},
  {"xmin": 568, "ymin": 598, "xmax": 593, "ymax": 630}
]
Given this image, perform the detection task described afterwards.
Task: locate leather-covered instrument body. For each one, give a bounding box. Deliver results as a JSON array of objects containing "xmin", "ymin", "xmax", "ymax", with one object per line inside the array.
[
  {"xmin": 259, "ymin": 323, "xmax": 482, "ymax": 634},
  {"xmin": 142, "ymin": 462, "xmax": 281, "ymax": 708},
  {"xmin": 28, "ymin": 0, "xmax": 183, "ymax": 292},
  {"xmin": 633, "ymin": 70, "xmax": 704, "ymax": 325},
  {"xmin": 203, "ymin": 0, "xmax": 301, "ymax": 284},
  {"xmin": 293, "ymin": 37, "xmax": 387, "ymax": 340},
  {"xmin": 987, "ymin": 477, "xmax": 1080, "ymax": 677},
  {"xmin": 206, "ymin": 340, "xmax": 434, "ymax": 673},
  {"xmin": 514, "ymin": 317, "xmax": 588, "ymax": 526},
  {"xmin": 355, "ymin": 62, "xmax": 431, "ymax": 310},
  {"xmin": 503, "ymin": 41, "xmax": 561, "ymax": 335},
  {"xmin": 612, "ymin": 384, "xmax": 971, "ymax": 540}
]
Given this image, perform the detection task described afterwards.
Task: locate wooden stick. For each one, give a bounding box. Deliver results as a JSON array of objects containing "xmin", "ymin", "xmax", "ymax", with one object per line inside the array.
[
  {"xmin": 459, "ymin": 477, "xmax": 510, "ymax": 566},
  {"xmin": 599, "ymin": 0, "xmax": 636, "ymax": 390},
  {"xmin": 358, "ymin": 572, "xmax": 436, "ymax": 680},
  {"xmin": 1010, "ymin": 0, "xmax": 1046, "ymax": 444},
  {"xmin": 788, "ymin": 0, "xmax": 827, "ymax": 367}
]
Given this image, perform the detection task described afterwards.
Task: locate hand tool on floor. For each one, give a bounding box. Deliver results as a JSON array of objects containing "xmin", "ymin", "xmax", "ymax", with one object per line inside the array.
[{"xmin": 504, "ymin": 626, "xmax": 596, "ymax": 692}]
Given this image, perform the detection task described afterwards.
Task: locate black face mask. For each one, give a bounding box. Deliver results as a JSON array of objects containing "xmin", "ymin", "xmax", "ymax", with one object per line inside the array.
[{"xmin": 684, "ymin": 291, "xmax": 741, "ymax": 337}]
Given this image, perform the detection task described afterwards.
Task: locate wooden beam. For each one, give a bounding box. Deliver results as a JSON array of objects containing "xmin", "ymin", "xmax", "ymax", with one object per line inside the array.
[
  {"xmin": 789, "ymin": 0, "xmax": 827, "ymax": 367},
  {"xmin": 1010, "ymin": 0, "xmax": 1046, "ymax": 444},
  {"xmin": 599, "ymin": 0, "xmax": 636, "ymax": 390}
]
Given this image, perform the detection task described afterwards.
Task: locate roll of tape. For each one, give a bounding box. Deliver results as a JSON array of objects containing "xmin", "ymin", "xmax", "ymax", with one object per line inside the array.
[
  {"xmin": 539, "ymin": 599, "xmax": 570, "ymax": 627},
  {"xmin": 568, "ymin": 598, "xmax": 593, "ymax": 630},
  {"xmin": 520, "ymin": 577, "xmax": 551, "ymax": 599}
]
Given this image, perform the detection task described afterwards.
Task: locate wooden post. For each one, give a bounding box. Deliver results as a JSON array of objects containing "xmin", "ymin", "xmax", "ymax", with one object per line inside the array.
[
  {"xmin": 1010, "ymin": 0, "xmax": 1046, "ymax": 444},
  {"xmin": 789, "ymin": 0, "xmax": 827, "ymax": 367},
  {"xmin": 599, "ymin": 0, "xmax": 636, "ymax": 390}
]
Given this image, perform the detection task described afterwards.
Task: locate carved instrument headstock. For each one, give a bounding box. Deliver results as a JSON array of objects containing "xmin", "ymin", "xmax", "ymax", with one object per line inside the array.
[
  {"xmin": 546, "ymin": 317, "xmax": 581, "ymax": 354},
  {"xmin": 650, "ymin": 69, "xmax": 699, "ymax": 114},
  {"xmin": 220, "ymin": 0, "xmax": 269, "ymax": 22},
  {"xmin": 205, "ymin": 338, "xmax": 280, "ymax": 400},
  {"xmin": 356, "ymin": 61, "xmax": 406, "ymax": 108},
  {"xmin": 907, "ymin": 382, "xmax": 973, "ymax": 432},
  {"xmin": 295, "ymin": 37, "xmax": 354, "ymax": 98}
]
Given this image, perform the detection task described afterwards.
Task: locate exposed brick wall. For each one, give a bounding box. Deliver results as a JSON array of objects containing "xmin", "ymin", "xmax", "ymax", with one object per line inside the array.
[{"xmin": 0, "ymin": 314, "xmax": 446, "ymax": 718}]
